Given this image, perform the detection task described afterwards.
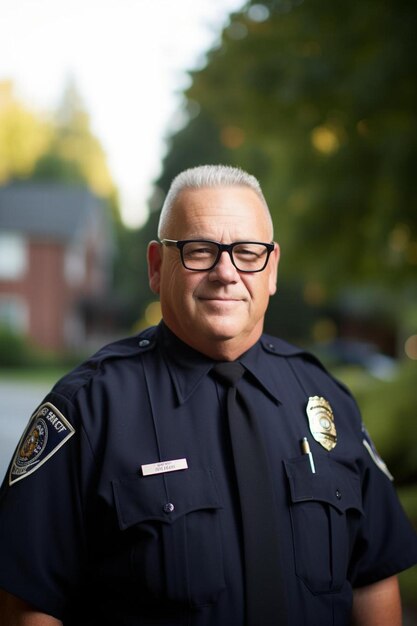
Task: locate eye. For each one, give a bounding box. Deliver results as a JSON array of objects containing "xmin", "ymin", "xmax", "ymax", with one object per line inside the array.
[
  {"xmin": 233, "ymin": 244, "xmax": 265, "ymax": 259},
  {"xmin": 183, "ymin": 242, "xmax": 217, "ymax": 259}
]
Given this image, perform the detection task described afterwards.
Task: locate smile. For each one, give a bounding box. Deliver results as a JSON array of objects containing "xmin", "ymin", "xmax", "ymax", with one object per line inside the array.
[
  {"xmin": 197, "ymin": 297, "xmax": 245, "ymax": 308},
  {"xmin": 198, "ymin": 297, "xmax": 243, "ymax": 302}
]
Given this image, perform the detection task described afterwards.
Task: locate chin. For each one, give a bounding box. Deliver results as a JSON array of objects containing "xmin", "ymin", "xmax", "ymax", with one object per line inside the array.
[{"xmin": 200, "ymin": 318, "xmax": 247, "ymax": 342}]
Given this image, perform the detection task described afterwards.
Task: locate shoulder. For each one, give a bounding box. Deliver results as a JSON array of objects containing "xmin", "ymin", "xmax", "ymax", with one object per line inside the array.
[
  {"xmin": 51, "ymin": 326, "xmax": 159, "ymax": 402},
  {"xmin": 259, "ymin": 332, "xmax": 353, "ymax": 398}
]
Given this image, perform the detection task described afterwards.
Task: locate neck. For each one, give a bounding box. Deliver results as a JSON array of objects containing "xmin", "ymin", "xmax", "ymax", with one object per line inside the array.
[{"xmin": 162, "ymin": 321, "xmax": 262, "ymax": 361}]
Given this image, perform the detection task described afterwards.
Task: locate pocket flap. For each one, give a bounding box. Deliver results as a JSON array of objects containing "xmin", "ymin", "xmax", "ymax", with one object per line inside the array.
[
  {"xmin": 112, "ymin": 467, "xmax": 222, "ymax": 530},
  {"xmin": 284, "ymin": 455, "xmax": 363, "ymax": 514}
]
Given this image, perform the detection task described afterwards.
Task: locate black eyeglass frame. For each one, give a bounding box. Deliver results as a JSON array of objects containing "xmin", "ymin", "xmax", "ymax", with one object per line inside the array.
[{"xmin": 159, "ymin": 238, "xmax": 275, "ymax": 273}]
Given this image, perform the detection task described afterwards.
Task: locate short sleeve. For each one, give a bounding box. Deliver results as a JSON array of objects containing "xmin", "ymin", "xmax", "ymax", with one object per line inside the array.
[
  {"xmin": 0, "ymin": 391, "xmax": 94, "ymax": 619},
  {"xmin": 348, "ymin": 430, "xmax": 417, "ymax": 586},
  {"xmin": 292, "ymin": 353, "xmax": 417, "ymax": 586}
]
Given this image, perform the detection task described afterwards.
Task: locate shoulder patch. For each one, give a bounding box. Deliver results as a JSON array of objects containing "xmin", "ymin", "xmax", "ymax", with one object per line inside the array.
[
  {"xmin": 9, "ymin": 402, "xmax": 75, "ymax": 486},
  {"xmin": 362, "ymin": 424, "xmax": 394, "ymax": 481}
]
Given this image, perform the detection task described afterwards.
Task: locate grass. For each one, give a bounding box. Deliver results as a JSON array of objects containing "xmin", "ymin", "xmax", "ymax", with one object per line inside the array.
[{"xmin": 0, "ymin": 365, "xmax": 74, "ymax": 385}]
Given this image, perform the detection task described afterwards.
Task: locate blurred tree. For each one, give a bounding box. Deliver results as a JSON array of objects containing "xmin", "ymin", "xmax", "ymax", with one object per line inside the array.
[
  {"xmin": 145, "ymin": 0, "xmax": 417, "ymax": 345},
  {"xmin": 110, "ymin": 221, "xmax": 153, "ymax": 328},
  {"xmin": 32, "ymin": 79, "xmax": 117, "ymax": 204},
  {"xmin": 0, "ymin": 78, "xmax": 119, "ymax": 218},
  {"xmin": 0, "ymin": 81, "xmax": 53, "ymax": 182}
]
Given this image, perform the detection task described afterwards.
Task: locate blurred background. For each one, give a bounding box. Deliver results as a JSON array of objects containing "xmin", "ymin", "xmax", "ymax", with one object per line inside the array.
[{"xmin": 0, "ymin": 0, "xmax": 416, "ymax": 615}]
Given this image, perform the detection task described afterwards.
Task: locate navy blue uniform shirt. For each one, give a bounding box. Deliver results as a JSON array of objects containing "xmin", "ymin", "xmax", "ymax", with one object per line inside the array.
[{"xmin": 1, "ymin": 322, "xmax": 417, "ymax": 625}]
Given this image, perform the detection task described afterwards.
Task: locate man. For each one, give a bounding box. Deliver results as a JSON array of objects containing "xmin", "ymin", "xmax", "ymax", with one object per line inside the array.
[{"xmin": 0, "ymin": 164, "xmax": 416, "ymax": 626}]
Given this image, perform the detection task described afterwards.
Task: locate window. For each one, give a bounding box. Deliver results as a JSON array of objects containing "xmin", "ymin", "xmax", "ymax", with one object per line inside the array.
[
  {"xmin": 0, "ymin": 296, "xmax": 28, "ymax": 332},
  {"xmin": 65, "ymin": 242, "xmax": 86, "ymax": 285},
  {"xmin": 0, "ymin": 233, "xmax": 28, "ymax": 279}
]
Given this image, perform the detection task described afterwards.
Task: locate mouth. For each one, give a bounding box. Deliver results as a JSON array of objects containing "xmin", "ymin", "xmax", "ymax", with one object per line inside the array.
[{"xmin": 197, "ymin": 296, "xmax": 244, "ymax": 305}]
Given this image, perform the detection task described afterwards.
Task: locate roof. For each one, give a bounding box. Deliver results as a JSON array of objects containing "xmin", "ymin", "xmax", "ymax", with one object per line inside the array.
[{"xmin": 0, "ymin": 183, "xmax": 107, "ymax": 242}]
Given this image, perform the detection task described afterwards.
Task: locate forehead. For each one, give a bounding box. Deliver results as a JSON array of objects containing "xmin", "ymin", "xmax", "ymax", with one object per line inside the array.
[{"xmin": 170, "ymin": 186, "xmax": 272, "ymax": 240}]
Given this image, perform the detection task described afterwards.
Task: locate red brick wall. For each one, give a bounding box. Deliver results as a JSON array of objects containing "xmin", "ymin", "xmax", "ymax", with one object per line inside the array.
[
  {"xmin": 27, "ymin": 240, "xmax": 70, "ymax": 350},
  {"xmin": 0, "ymin": 240, "xmax": 70, "ymax": 350}
]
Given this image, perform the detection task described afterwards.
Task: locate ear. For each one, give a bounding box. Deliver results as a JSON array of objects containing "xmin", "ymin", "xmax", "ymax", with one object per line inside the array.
[
  {"xmin": 147, "ymin": 240, "xmax": 163, "ymax": 294},
  {"xmin": 268, "ymin": 242, "xmax": 280, "ymax": 296}
]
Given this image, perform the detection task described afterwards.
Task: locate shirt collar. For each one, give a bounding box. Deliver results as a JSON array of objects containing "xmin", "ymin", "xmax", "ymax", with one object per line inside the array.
[
  {"xmin": 157, "ymin": 322, "xmax": 283, "ymax": 405},
  {"xmin": 157, "ymin": 322, "xmax": 214, "ymax": 405},
  {"xmin": 239, "ymin": 340, "xmax": 281, "ymax": 404}
]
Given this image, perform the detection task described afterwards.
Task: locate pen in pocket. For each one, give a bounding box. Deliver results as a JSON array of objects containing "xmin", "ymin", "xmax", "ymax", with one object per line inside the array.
[{"xmin": 301, "ymin": 436, "xmax": 316, "ymax": 474}]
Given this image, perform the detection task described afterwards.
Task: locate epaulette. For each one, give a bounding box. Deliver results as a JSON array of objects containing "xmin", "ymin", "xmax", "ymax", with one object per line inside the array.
[
  {"xmin": 260, "ymin": 333, "xmax": 353, "ymax": 397},
  {"xmin": 260, "ymin": 334, "xmax": 307, "ymax": 357},
  {"xmin": 51, "ymin": 326, "xmax": 158, "ymax": 400}
]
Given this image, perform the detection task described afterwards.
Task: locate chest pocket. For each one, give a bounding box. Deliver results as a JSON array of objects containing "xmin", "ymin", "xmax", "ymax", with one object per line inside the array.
[
  {"xmin": 112, "ymin": 467, "xmax": 225, "ymax": 607},
  {"xmin": 284, "ymin": 455, "xmax": 363, "ymax": 594}
]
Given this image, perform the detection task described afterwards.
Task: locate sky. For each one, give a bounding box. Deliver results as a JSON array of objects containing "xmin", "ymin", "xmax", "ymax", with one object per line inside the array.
[{"xmin": 0, "ymin": 0, "xmax": 245, "ymax": 227}]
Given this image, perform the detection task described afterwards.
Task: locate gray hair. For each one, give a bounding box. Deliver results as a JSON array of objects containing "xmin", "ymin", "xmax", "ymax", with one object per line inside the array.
[{"xmin": 157, "ymin": 164, "xmax": 271, "ymax": 238}]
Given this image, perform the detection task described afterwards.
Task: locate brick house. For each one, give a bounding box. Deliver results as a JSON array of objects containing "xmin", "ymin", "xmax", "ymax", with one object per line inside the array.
[{"xmin": 0, "ymin": 183, "xmax": 114, "ymax": 351}]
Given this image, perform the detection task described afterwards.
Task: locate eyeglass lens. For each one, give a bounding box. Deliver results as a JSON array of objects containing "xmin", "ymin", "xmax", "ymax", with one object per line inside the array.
[{"xmin": 181, "ymin": 241, "xmax": 270, "ymax": 271}]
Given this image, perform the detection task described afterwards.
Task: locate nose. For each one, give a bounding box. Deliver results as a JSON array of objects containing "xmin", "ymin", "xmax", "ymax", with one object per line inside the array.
[{"xmin": 208, "ymin": 250, "xmax": 239, "ymax": 283}]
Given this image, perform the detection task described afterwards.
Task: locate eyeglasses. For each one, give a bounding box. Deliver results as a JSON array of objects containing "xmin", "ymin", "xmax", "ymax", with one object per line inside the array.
[{"xmin": 160, "ymin": 239, "xmax": 274, "ymax": 272}]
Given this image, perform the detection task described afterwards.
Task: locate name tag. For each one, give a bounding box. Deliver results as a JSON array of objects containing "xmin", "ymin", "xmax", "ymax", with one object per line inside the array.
[{"xmin": 141, "ymin": 458, "xmax": 188, "ymax": 476}]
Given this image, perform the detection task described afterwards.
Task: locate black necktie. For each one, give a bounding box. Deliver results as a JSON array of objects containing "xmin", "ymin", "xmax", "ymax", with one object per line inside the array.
[{"xmin": 213, "ymin": 362, "xmax": 287, "ymax": 626}]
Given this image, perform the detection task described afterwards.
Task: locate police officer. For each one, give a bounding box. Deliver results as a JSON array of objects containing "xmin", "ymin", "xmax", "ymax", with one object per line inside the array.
[{"xmin": 1, "ymin": 164, "xmax": 417, "ymax": 626}]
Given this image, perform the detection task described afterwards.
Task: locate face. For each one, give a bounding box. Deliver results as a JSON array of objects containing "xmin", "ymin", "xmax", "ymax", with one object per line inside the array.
[{"xmin": 147, "ymin": 186, "xmax": 280, "ymax": 360}]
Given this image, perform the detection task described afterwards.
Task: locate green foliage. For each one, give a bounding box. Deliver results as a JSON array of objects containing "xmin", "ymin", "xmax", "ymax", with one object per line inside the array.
[
  {"xmin": 331, "ymin": 361, "xmax": 417, "ymax": 608},
  {"xmin": 31, "ymin": 152, "xmax": 86, "ymax": 184},
  {"xmin": 155, "ymin": 0, "xmax": 417, "ymax": 295},
  {"xmin": 0, "ymin": 79, "xmax": 119, "ymax": 212},
  {"xmin": 0, "ymin": 326, "xmax": 87, "ymax": 371},
  {"xmin": 398, "ymin": 565, "xmax": 417, "ymax": 612},
  {"xmin": 0, "ymin": 81, "xmax": 53, "ymax": 182},
  {"xmin": 340, "ymin": 361, "xmax": 417, "ymax": 485},
  {"xmin": 111, "ymin": 221, "xmax": 154, "ymax": 327},
  {"xmin": 0, "ymin": 326, "xmax": 32, "ymax": 367}
]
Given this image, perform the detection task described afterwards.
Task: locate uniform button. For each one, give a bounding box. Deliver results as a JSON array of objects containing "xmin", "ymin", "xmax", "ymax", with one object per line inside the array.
[
  {"xmin": 163, "ymin": 502, "xmax": 175, "ymax": 514},
  {"xmin": 335, "ymin": 489, "xmax": 342, "ymax": 500},
  {"xmin": 267, "ymin": 343, "xmax": 275, "ymax": 351},
  {"xmin": 139, "ymin": 339, "xmax": 150, "ymax": 347}
]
